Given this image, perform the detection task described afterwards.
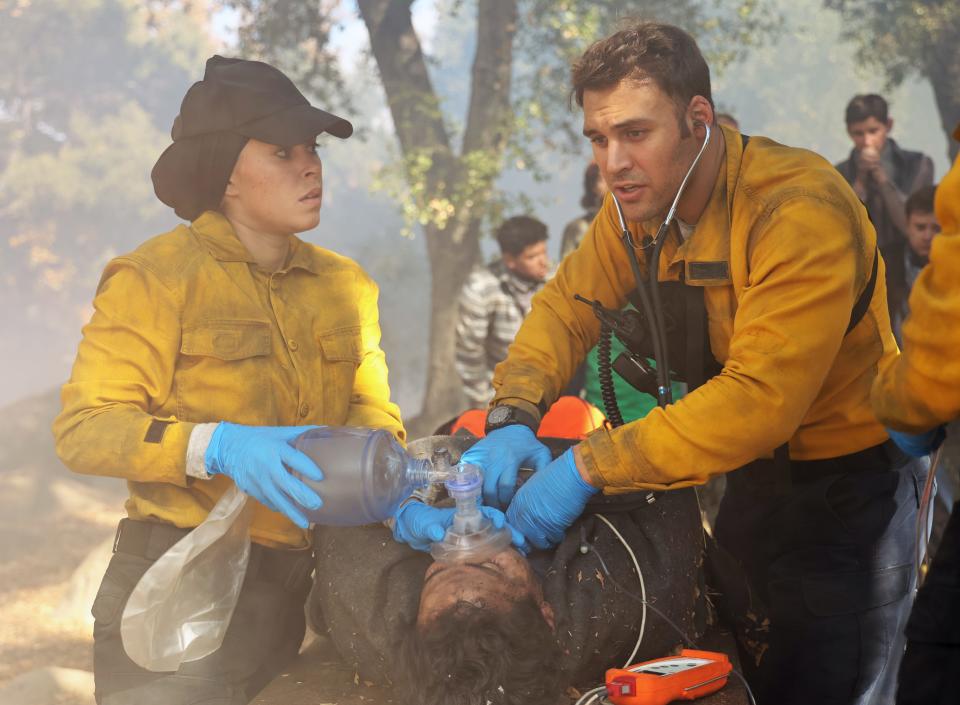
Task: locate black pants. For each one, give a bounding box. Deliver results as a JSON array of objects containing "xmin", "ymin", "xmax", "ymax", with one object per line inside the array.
[
  {"xmin": 896, "ymin": 500, "xmax": 960, "ymax": 705},
  {"xmin": 715, "ymin": 442, "xmax": 926, "ymax": 705},
  {"xmin": 91, "ymin": 519, "xmax": 313, "ymax": 705}
]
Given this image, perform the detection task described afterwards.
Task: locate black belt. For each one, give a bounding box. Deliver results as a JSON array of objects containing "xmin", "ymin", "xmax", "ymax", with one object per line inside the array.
[
  {"xmin": 727, "ymin": 438, "xmax": 911, "ymax": 492},
  {"xmin": 113, "ymin": 518, "xmax": 314, "ymax": 592}
]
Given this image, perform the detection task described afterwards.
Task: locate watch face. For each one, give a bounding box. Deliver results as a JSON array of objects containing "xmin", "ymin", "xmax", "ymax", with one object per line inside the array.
[{"xmin": 488, "ymin": 406, "xmax": 512, "ymax": 425}]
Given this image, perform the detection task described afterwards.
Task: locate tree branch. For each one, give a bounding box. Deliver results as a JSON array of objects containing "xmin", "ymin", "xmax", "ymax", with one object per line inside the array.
[
  {"xmin": 462, "ymin": 0, "xmax": 518, "ymax": 156},
  {"xmin": 357, "ymin": 0, "xmax": 451, "ymax": 160}
]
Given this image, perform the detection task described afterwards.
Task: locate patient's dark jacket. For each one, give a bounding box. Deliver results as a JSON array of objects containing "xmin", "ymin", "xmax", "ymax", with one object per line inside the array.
[{"xmin": 308, "ymin": 487, "xmax": 707, "ymax": 689}]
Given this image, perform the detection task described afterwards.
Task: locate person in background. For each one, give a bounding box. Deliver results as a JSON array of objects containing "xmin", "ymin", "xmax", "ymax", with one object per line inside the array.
[
  {"xmin": 835, "ymin": 94, "xmax": 933, "ymax": 317},
  {"xmin": 892, "ymin": 184, "xmax": 939, "ymax": 344},
  {"xmin": 464, "ymin": 23, "xmax": 926, "ymax": 705},
  {"xmin": 870, "ymin": 125, "xmax": 959, "ymax": 705},
  {"xmin": 558, "ymin": 164, "xmax": 608, "ymax": 397},
  {"xmin": 455, "ymin": 216, "xmax": 550, "ymax": 408},
  {"xmin": 716, "ymin": 112, "xmax": 739, "ymax": 130},
  {"xmin": 51, "ymin": 56, "xmax": 406, "ymax": 705},
  {"xmin": 559, "ymin": 162, "xmax": 607, "ymax": 259},
  {"xmin": 894, "ymin": 183, "xmax": 958, "ymax": 559},
  {"xmin": 309, "ymin": 461, "xmax": 705, "ymax": 705}
]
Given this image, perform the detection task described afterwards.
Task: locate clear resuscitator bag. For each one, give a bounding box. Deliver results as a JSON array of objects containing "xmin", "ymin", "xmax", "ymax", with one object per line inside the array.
[{"xmin": 120, "ymin": 484, "xmax": 253, "ymax": 672}]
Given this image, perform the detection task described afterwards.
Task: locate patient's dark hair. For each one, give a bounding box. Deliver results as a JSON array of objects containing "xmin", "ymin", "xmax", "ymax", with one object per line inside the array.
[{"xmin": 395, "ymin": 598, "xmax": 563, "ymax": 705}]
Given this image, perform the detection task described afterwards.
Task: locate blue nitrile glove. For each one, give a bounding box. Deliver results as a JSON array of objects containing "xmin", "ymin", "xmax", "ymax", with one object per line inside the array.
[
  {"xmin": 392, "ymin": 501, "xmax": 528, "ymax": 554},
  {"xmin": 887, "ymin": 426, "xmax": 946, "ymax": 458},
  {"xmin": 460, "ymin": 425, "xmax": 553, "ymax": 508},
  {"xmin": 204, "ymin": 422, "xmax": 323, "ymax": 529},
  {"xmin": 506, "ymin": 448, "xmax": 599, "ymax": 550}
]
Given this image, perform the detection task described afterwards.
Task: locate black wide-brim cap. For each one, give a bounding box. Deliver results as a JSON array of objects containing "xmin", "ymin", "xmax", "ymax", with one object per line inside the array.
[
  {"xmin": 173, "ymin": 55, "xmax": 352, "ymax": 144},
  {"xmin": 153, "ymin": 55, "xmax": 352, "ymax": 218}
]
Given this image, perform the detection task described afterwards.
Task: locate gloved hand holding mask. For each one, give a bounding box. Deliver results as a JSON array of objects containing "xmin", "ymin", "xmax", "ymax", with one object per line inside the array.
[
  {"xmin": 392, "ymin": 501, "xmax": 528, "ymax": 554},
  {"xmin": 506, "ymin": 448, "xmax": 598, "ymax": 550},
  {"xmin": 204, "ymin": 422, "xmax": 324, "ymax": 529},
  {"xmin": 459, "ymin": 424, "xmax": 553, "ymax": 508}
]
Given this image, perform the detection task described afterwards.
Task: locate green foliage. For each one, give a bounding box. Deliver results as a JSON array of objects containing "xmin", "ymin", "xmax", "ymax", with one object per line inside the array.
[
  {"xmin": 371, "ymin": 144, "xmax": 505, "ymax": 239},
  {"xmin": 512, "ymin": 0, "xmax": 782, "ymax": 154},
  {"xmin": 0, "ymin": 0, "xmax": 211, "ymax": 314},
  {"xmin": 825, "ymin": 0, "xmax": 960, "ymax": 88},
  {"xmin": 3, "ymin": 101, "xmax": 168, "ymax": 223},
  {"xmin": 824, "ymin": 0, "xmax": 960, "ymax": 154},
  {"xmin": 371, "ymin": 147, "xmax": 445, "ymax": 238},
  {"xmin": 0, "ymin": 0, "xmax": 208, "ymax": 151},
  {"xmin": 3, "ymin": 102, "xmax": 169, "ymax": 294},
  {"xmin": 225, "ymin": 0, "xmax": 358, "ymax": 121}
]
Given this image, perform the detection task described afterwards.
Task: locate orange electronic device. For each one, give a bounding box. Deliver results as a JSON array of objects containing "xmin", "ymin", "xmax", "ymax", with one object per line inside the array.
[{"xmin": 604, "ymin": 649, "xmax": 733, "ymax": 705}]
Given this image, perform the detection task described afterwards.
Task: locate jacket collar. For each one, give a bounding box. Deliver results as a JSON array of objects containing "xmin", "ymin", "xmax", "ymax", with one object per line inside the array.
[
  {"xmin": 630, "ymin": 125, "xmax": 737, "ymax": 286},
  {"xmin": 678, "ymin": 124, "xmax": 738, "ymax": 285},
  {"xmin": 491, "ymin": 259, "xmax": 542, "ymax": 293},
  {"xmin": 190, "ymin": 211, "xmax": 321, "ymax": 275}
]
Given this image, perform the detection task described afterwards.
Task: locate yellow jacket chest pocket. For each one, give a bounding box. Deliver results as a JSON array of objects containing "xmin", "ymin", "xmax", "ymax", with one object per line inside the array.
[
  {"xmin": 315, "ymin": 326, "xmax": 363, "ymax": 425},
  {"xmin": 177, "ymin": 320, "xmax": 274, "ymax": 424}
]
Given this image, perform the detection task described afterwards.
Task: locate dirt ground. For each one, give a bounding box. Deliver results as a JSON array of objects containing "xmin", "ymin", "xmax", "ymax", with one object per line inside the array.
[
  {"xmin": 0, "ymin": 491, "xmax": 120, "ymax": 685},
  {"xmin": 0, "ymin": 390, "xmax": 126, "ymax": 702}
]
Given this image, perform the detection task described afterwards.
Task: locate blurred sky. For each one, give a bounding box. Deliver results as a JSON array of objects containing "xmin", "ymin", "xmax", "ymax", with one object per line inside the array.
[{"xmin": 212, "ymin": 1, "xmax": 440, "ymax": 66}]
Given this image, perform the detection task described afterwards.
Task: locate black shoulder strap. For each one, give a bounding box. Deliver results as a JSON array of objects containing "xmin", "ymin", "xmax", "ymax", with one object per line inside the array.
[
  {"xmin": 740, "ymin": 133, "xmax": 750, "ymax": 150},
  {"xmin": 846, "ymin": 246, "xmax": 879, "ymax": 334},
  {"xmin": 684, "ymin": 286, "xmax": 707, "ymax": 391}
]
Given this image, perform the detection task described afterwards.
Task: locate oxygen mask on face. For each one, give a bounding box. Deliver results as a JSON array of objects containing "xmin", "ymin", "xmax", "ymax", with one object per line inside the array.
[{"xmin": 430, "ymin": 462, "xmax": 513, "ymax": 563}]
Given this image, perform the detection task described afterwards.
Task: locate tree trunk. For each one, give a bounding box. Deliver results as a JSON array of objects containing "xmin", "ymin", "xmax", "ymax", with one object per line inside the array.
[
  {"xmin": 413, "ymin": 221, "xmax": 479, "ymax": 437},
  {"xmin": 926, "ymin": 48, "xmax": 960, "ymax": 162},
  {"xmin": 358, "ymin": 0, "xmax": 519, "ymax": 436}
]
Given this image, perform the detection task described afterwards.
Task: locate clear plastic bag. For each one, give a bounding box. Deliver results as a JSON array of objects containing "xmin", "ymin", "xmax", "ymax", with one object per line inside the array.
[{"xmin": 121, "ymin": 485, "xmax": 253, "ymax": 671}]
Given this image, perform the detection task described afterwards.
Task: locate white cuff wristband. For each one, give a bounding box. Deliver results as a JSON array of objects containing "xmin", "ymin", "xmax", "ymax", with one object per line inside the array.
[{"xmin": 185, "ymin": 422, "xmax": 219, "ymax": 480}]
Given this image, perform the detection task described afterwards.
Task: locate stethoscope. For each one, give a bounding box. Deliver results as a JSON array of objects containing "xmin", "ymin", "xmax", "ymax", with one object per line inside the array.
[{"xmin": 609, "ymin": 121, "xmax": 713, "ymax": 408}]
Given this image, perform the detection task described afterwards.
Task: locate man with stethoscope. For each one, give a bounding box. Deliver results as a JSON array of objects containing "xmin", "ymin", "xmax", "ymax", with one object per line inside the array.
[{"xmin": 460, "ymin": 21, "xmax": 928, "ymax": 705}]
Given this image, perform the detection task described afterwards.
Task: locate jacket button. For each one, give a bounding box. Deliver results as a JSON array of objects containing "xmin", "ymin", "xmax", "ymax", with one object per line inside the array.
[
  {"xmin": 299, "ymin": 402, "xmax": 310, "ymax": 417},
  {"xmin": 288, "ymin": 339, "xmax": 299, "ymax": 351},
  {"xmin": 270, "ymin": 279, "xmax": 279, "ymax": 291}
]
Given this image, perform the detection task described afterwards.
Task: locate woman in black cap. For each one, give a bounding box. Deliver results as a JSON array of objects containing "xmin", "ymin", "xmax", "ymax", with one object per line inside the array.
[{"xmin": 52, "ymin": 56, "xmax": 406, "ymax": 704}]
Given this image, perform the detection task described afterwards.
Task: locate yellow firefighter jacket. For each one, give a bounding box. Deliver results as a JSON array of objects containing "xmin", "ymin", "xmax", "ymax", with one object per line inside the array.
[
  {"xmin": 492, "ymin": 126, "xmax": 898, "ymax": 492},
  {"xmin": 872, "ymin": 128, "xmax": 960, "ymax": 431},
  {"xmin": 53, "ymin": 211, "xmax": 404, "ymax": 547}
]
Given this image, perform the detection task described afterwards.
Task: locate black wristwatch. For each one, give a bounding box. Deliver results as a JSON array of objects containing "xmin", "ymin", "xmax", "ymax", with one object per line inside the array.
[{"xmin": 485, "ymin": 404, "xmax": 540, "ymax": 435}]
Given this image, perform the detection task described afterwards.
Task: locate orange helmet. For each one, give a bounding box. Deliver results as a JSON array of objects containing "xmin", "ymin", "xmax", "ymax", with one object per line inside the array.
[
  {"xmin": 537, "ymin": 396, "xmax": 607, "ymax": 440},
  {"xmin": 449, "ymin": 408, "xmax": 487, "ymax": 437},
  {"xmin": 448, "ymin": 397, "xmax": 607, "ymax": 440}
]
